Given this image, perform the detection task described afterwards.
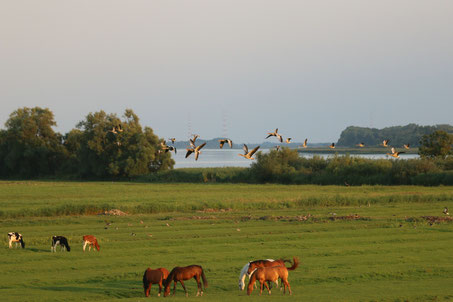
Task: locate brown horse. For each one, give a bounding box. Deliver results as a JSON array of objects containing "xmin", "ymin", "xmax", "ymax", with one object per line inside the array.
[
  {"xmin": 247, "ymin": 257, "xmax": 299, "ymax": 296},
  {"xmin": 143, "ymin": 267, "xmax": 170, "ymax": 297},
  {"xmin": 163, "ymin": 265, "xmax": 208, "ymax": 297},
  {"xmin": 82, "ymin": 235, "xmax": 100, "ymax": 251},
  {"xmin": 239, "ymin": 258, "xmax": 293, "ymax": 290}
]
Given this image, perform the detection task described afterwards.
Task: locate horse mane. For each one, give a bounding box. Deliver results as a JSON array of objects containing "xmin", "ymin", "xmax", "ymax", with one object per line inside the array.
[
  {"xmin": 238, "ymin": 263, "xmax": 250, "ymax": 290},
  {"xmin": 163, "ymin": 267, "xmax": 178, "ymax": 288}
]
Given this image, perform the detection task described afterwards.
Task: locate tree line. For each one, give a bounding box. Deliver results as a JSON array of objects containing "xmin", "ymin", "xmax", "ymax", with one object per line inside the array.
[
  {"xmin": 0, "ymin": 107, "xmax": 174, "ymax": 178},
  {"xmin": 337, "ymin": 123, "xmax": 453, "ymax": 147}
]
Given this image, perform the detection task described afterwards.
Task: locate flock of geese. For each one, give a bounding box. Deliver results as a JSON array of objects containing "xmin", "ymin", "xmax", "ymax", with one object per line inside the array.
[{"xmin": 108, "ymin": 126, "xmax": 411, "ymax": 161}]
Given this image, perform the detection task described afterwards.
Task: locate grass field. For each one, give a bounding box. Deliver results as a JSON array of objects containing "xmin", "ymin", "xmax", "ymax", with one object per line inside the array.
[{"xmin": 1, "ymin": 181, "xmax": 453, "ymax": 301}]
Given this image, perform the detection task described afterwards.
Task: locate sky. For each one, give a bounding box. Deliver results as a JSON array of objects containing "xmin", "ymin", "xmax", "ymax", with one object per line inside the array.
[{"xmin": 1, "ymin": 0, "xmax": 452, "ymax": 143}]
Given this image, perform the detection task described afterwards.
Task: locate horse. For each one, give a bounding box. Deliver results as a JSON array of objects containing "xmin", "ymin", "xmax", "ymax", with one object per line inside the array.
[
  {"xmin": 238, "ymin": 258, "xmax": 292, "ymax": 290},
  {"xmin": 163, "ymin": 265, "xmax": 208, "ymax": 297},
  {"xmin": 247, "ymin": 257, "xmax": 299, "ymax": 296},
  {"xmin": 51, "ymin": 236, "xmax": 71, "ymax": 252},
  {"xmin": 143, "ymin": 267, "xmax": 169, "ymax": 297},
  {"xmin": 8, "ymin": 232, "xmax": 25, "ymax": 248},
  {"xmin": 82, "ymin": 235, "xmax": 100, "ymax": 251}
]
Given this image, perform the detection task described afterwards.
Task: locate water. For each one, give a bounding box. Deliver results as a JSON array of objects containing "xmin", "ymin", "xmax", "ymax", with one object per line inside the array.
[{"xmin": 173, "ymin": 149, "xmax": 419, "ymax": 168}]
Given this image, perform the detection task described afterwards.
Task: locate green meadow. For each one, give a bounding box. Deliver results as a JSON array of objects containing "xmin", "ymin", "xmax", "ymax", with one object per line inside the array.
[{"xmin": 1, "ymin": 181, "xmax": 453, "ymax": 301}]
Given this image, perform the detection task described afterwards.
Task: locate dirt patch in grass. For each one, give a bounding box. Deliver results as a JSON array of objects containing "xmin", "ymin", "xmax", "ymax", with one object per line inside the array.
[
  {"xmin": 420, "ymin": 216, "xmax": 453, "ymax": 223},
  {"xmin": 328, "ymin": 214, "xmax": 370, "ymax": 221},
  {"xmin": 98, "ymin": 209, "xmax": 128, "ymax": 216}
]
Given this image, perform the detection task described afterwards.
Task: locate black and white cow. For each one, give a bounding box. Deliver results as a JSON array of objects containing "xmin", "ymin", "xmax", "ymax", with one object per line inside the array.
[
  {"xmin": 51, "ymin": 236, "xmax": 71, "ymax": 252},
  {"xmin": 8, "ymin": 232, "xmax": 25, "ymax": 248}
]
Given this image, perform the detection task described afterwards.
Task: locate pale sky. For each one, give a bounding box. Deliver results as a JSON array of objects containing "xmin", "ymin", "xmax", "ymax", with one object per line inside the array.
[{"xmin": 1, "ymin": 0, "xmax": 452, "ymax": 143}]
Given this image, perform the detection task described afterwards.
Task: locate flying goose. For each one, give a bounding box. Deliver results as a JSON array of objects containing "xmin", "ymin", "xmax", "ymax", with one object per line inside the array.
[
  {"xmin": 301, "ymin": 138, "xmax": 308, "ymax": 148},
  {"xmin": 382, "ymin": 139, "xmax": 390, "ymax": 147},
  {"xmin": 185, "ymin": 142, "xmax": 206, "ymax": 160},
  {"xmin": 219, "ymin": 139, "xmax": 233, "ymax": 149},
  {"xmin": 115, "ymin": 125, "xmax": 123, "ymax": 132},
  {"xmin": 329, "ymin": 143, "xmax": 335, "ymax": 149},
  {"xmin": 403, "ymin": 144, "xmax": 410, "ymax": 149},
  {"xmin": 108, "ymin": 127, "xmax": 118, "ymax": 134},
  {"xmin": 357, "ymin": 142, "xmax": 365, "ymax": 148},
  {"xmin": 387, "ymin": 147, "xmax": 405, "ymax": 158},
  {"xmin": 238, "ymin": 144, "xmax": 260, "ymax": 160},
  {"xmin": 169, "ymin": 138, "xmax": 176, "ymax": 144},
  {"xmin": 286, "ymin": 138, "xmax": 292, "ymax": 144},
  {"xmin": 265, "ymin": 128, "xmax": 283, "ymax": 143},
  {"xmin": 443, "ymin": 207, "xmax": 449, "ymax": 215}
]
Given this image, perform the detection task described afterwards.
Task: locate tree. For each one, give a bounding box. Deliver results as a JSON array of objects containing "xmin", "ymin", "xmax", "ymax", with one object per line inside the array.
[
  {"xmin": 418, "ymin": 130, "xmax": 453, "ymax": 159},
  {"xmin": 0, "ymin": 107, "xmax": 66, "ymax": 177},
  {"xmin": 72, "ymin": 109, "xmax": 174, "ymax": 178}
]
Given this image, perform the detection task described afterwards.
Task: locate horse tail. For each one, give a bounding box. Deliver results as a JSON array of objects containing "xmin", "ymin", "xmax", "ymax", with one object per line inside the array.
[
  {"xmin": 20, "ymin": 238, "xmax": 25, "ymax": 248},
  {"xmin": 286, "ymin": 257, "xmax": 299, "ymax": 271},
  {"xmin": 201, "ymin": 267, "xmax": 208, "ymax": 289},
  {"xmin": 94, "ymin": 239, "xmax": 100, "ymax": 251},
  {"xmin": 64, "ymin": 239, "xmax": 71, "ymax": 252},
  {"xmin": 142, "ymin": 268, "xmax": 149, "ymax": 288}
]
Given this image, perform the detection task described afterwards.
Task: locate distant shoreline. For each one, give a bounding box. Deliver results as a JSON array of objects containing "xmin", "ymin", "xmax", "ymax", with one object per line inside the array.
[{"xmin": 296, "ymin": 147, "xmax": 419, "ymax": 154}]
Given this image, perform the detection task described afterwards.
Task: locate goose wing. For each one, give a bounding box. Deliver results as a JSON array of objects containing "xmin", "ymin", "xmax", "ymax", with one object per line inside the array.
[
  {"xmin": 249, "ymin": 146, "xmax": 260, "ymax": 156},
  {"xmin": 195, "ymin": 142, "xmax": 206, "ymax": 151},
  {"xmin": 185, "ymin": 149, "xmax": 194, "ymax": 158},
  {"xmin": 227, "ymin": 139, "xmax": 233, "ymax": 148},
  {"xmin": 243, "ymin": 144, "xmax": 249, "ymax": 154},
  {"xmin": 219, "ymin": 140, "xmax": 225, "ymax": 148}
]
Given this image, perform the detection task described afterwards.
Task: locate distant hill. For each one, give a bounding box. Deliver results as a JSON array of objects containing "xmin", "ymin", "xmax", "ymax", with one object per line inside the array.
[{"xmin": 337, "ymin": 124, "xmax": 453, "ymax": 147}]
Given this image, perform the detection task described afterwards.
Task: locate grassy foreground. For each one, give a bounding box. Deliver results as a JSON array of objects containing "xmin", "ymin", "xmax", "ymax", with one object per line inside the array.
[{"xmin": 1, "ymin": 181, "xmax": 453, "ymax": 301}]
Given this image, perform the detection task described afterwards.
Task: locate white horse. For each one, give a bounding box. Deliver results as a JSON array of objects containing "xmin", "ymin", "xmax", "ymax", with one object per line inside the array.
[{"xmin": 239, "ymin": 259, "xmax": 279, "ymax": 290}]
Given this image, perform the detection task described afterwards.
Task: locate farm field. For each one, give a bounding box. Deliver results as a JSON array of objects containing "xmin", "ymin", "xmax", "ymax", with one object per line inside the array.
[{"xmin": 1, "ymin": 181, "xmax": 453, "ymax": 301}]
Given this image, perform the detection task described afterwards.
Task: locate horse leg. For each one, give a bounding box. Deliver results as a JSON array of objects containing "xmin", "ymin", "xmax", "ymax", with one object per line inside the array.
[
  {"xmin": 179, "ymin": 280, "xmax": 188, "ymax": 297},
  {"xmin": 264, "ymin": 281, "xmax": 271, "ymax": 295},
  {"xmin": 145, "ymin": 283, "xmax": 151, "ymax": 297},
  {"xmin": 259, "ymin": 281, "xmax": 264, "ymax": 295},
  {"xmin": 286, "ymin": 280, "xmax": 291, "ymax": 295},
  {"xmin": 158, "ymin": 281, "xmax": 162, "ymax": 297},
  {"xmin": 172, "ymin": 280, "xmax": 176, "ymax": 296},
  {"xmin": 83, "ymin": 241, "xmax": 87, "ymax": 251},
  {"xmin": 194, "ymin": 275, "xmax": 201, "ymax": 296}
]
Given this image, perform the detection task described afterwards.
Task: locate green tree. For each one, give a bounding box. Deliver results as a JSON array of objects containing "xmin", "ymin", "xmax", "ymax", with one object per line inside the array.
[
  {"xmin": 0, "ymin": 107, "xmax": 66, "ymax": 178},
  {"xmin": 72, "ymin": 109, "xmax": 174, "ymax": 178},
  {"xmin": 250, "ymin": 147, "xmax": 301, "ymax": 182},
  {"xmin": 418, "ymin": 130, "xmax": 453, "ymax": 159}
]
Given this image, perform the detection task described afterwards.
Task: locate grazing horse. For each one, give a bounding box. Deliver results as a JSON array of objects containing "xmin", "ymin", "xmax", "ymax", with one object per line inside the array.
[
  {"xmin": 8, "ymin": 232, "xmax": 25, "ymax": 248},
  {"xmin": 82, "ymin": 235, "xmax": 100, "ymax": 251},
  {"xmin": 163, "ymin": 265, "xmax": 208, "ymax": 297},
  {"xmin": 247, "ymin": 257, "xmax": 299, "ymax": 296},
  {"xmin": 51, "ymin": 236, "xmax": 71, "ymax": 252},
  {"xmin": 239, "ymin": 258, "xmax": 292, "ymax": 290},
  {"xmin": 143, "ymin": 267, "xmax": 170, "ymax": 297}
]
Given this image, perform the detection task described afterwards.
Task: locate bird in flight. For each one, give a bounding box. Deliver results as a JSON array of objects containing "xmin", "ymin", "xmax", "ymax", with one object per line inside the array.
[
  {"xmin": 185, "ymin": 142, "xmax": 206, "ymax": 160},
  {"xmin": 265, "ymin": 128, "xmax": 283, "ymax": 143},
  {"xmin": 329, "ymin": 143, "xmax": 335, "ymax": 149},
  {"xmin": 357, "ymin": 142, "xmax": 365, "ymax": 148},
  {"xmin": 387, "ymin": 147, "xmax": 405, "ymax": 158},
  {"xmin": 301, "ymin": 138, "xmax": 308, "ymax": 148},
  {"xmin": 218, "ymin": 139, "xmax": 233, "ymax": 149},
  {"xmin": 403, "ymin": 144, "xmax": 410, "ymax": 149},
  {"xmin": 286, "ymin": 138, "xmax": 292, "ymax": 144},
  {"xmin": 443, "ymin": 207, "xmax": 449, "ymax": 215},
  {"xmin": 382, "ymin": 139, "xmax": 390, "ymax": 147},
  {"xmin": 169, "ymin": 138, "xmax": 176, "ymax": 144},
  {"xmin": 238, "ymin": 144, "xmax": 260, "ymax": 160}
]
